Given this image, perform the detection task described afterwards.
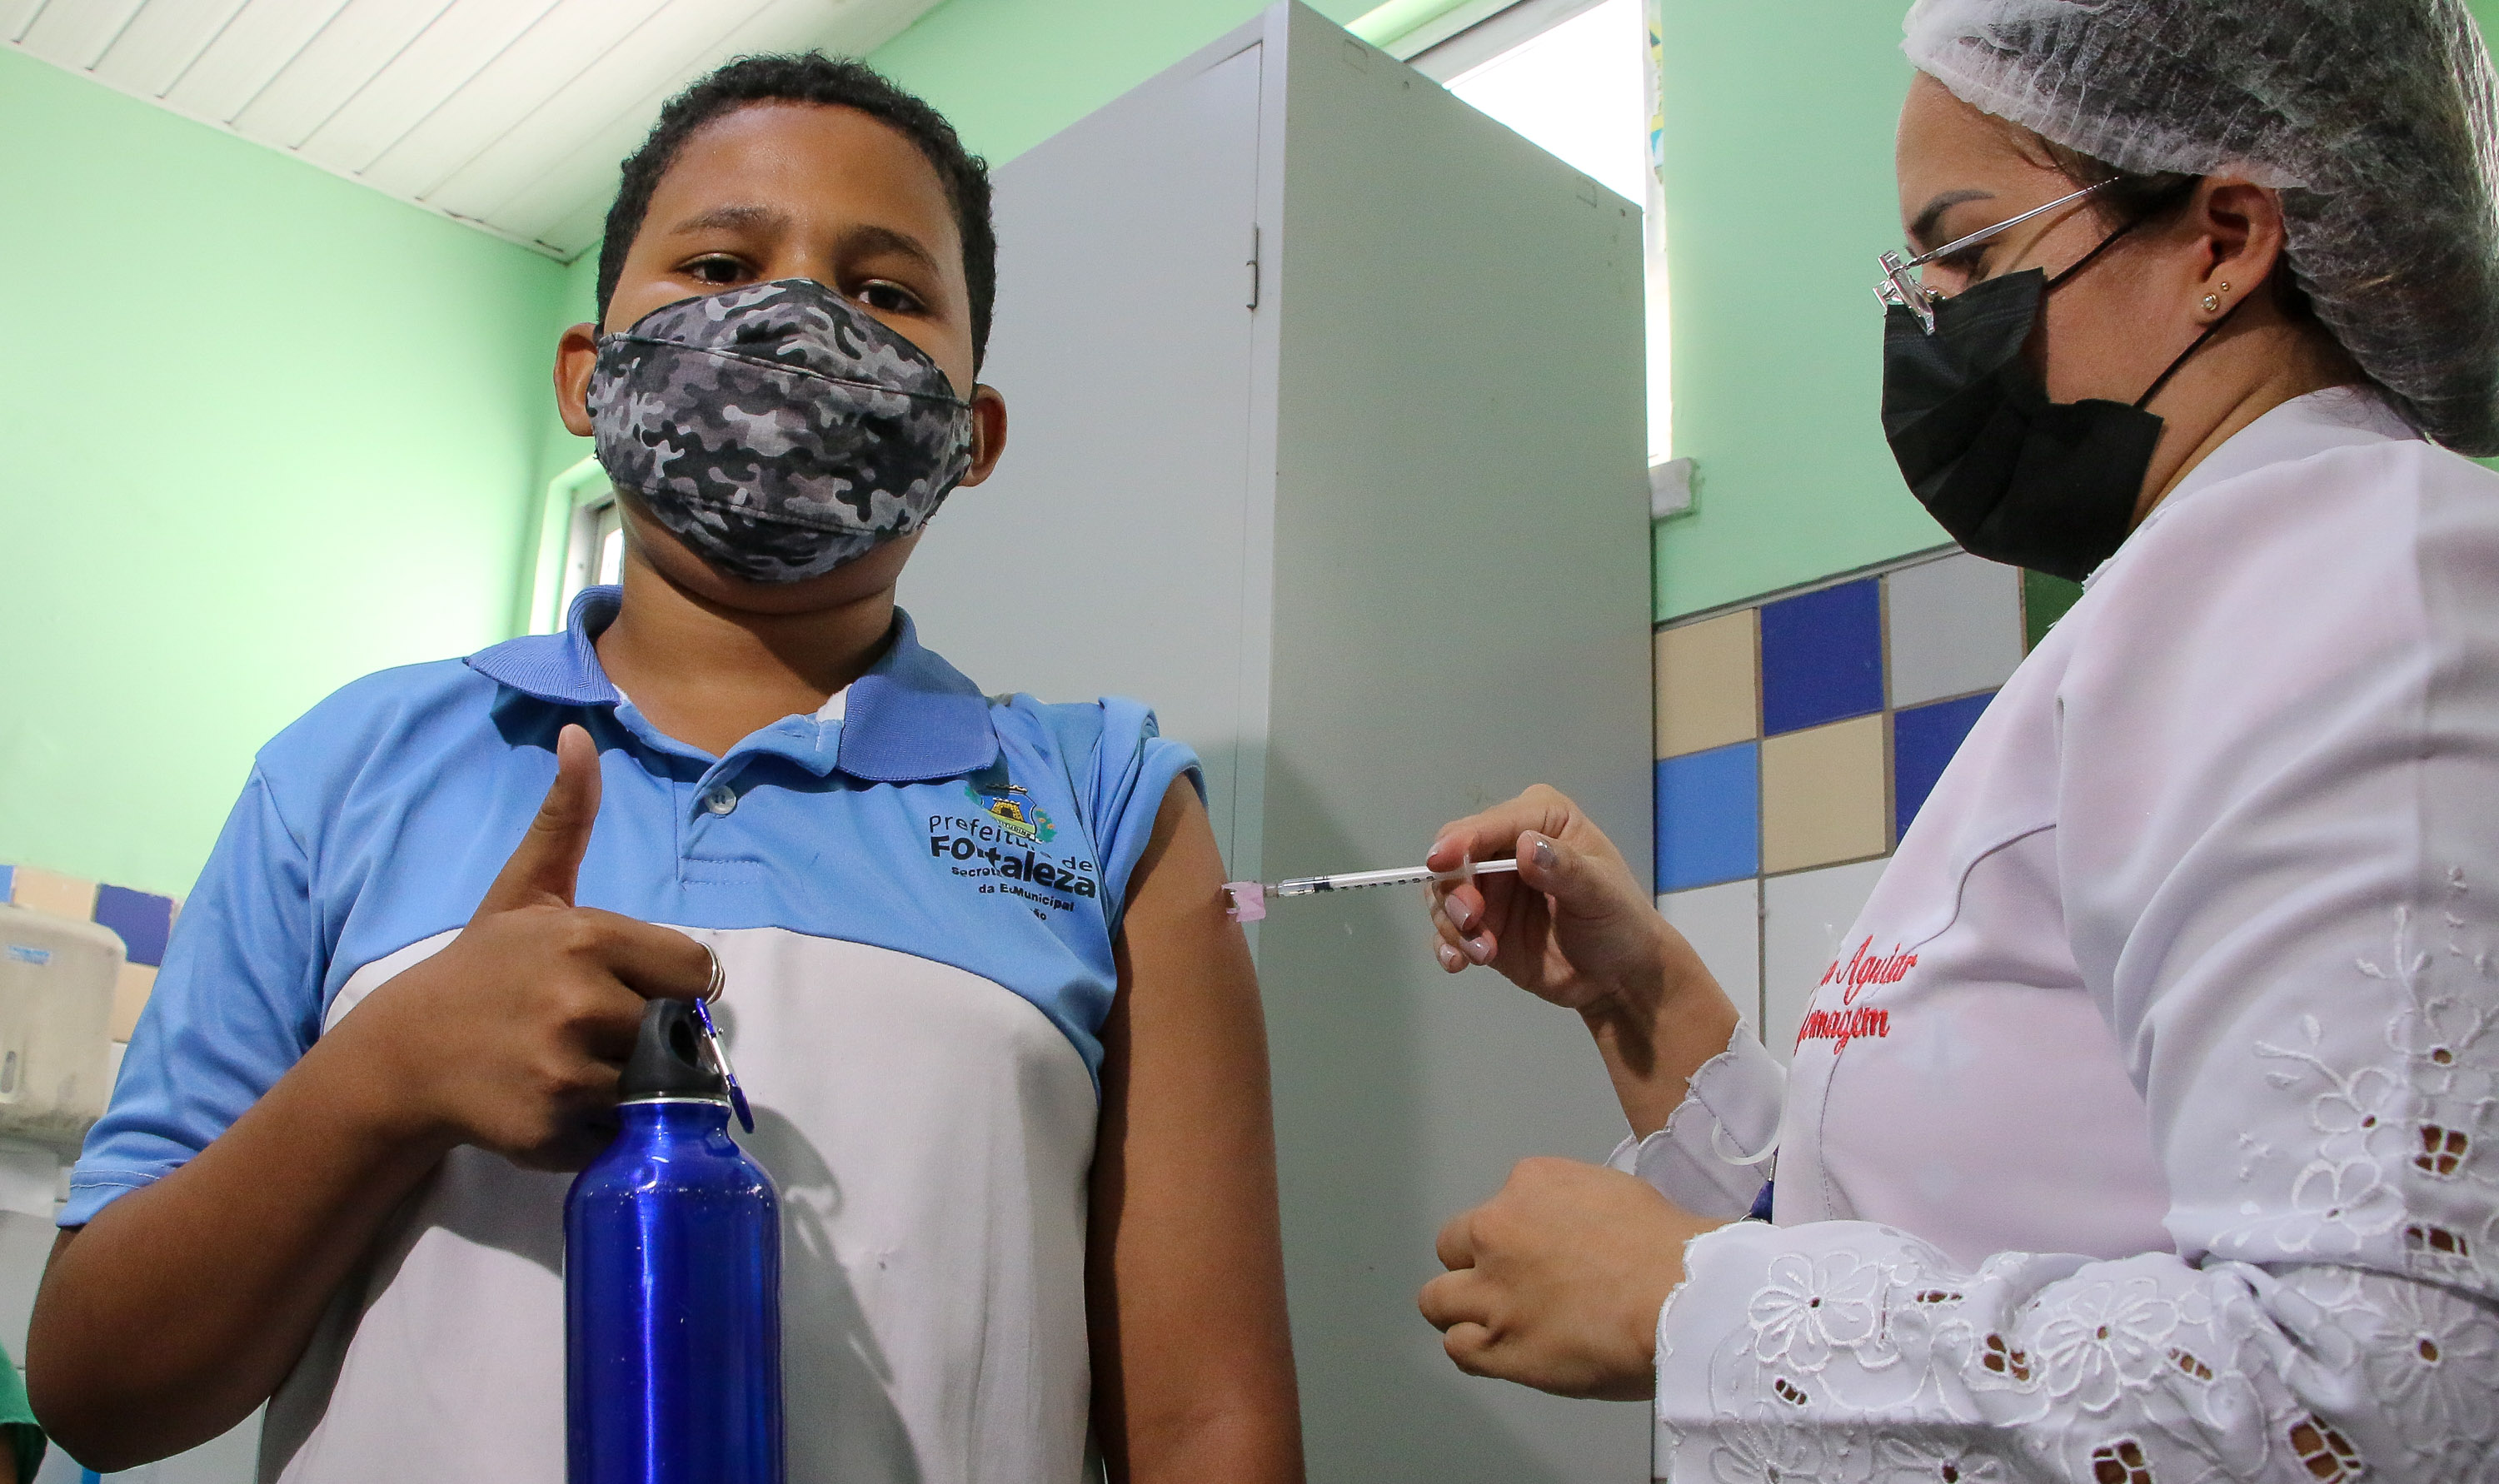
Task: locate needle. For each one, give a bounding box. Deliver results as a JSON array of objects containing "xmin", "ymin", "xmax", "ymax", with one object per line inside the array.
[{"xmin": 1222, "ymin": 858, "xmax": 1520, "ymax": 922}]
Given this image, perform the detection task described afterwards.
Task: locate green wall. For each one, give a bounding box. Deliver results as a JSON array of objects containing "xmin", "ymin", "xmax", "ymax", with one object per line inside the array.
[
  {"xmin": 0, "ymin": 47, "xmax": 573, "ymax": 896},
  {"xmin": 1648, "ymin": 1, "xmax": 1933, "ymax": 619}
]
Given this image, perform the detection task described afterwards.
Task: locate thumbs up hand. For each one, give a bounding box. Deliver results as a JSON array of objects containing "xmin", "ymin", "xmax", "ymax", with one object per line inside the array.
[{"xmin": 327, "ymin": 725, "xmax": 714, "ymax": 1171}]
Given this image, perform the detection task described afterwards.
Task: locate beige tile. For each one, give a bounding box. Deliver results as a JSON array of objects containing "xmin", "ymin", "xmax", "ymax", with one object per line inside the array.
[
  {"xmin": 7, "ymin": 864, "xmax": 97, "ymax": 920},
  {"xmin": 1760, "ymin": 715, "xmax": 1888, "ymax": 874},
  {"xmin": 1655, "ymin": 610, "xmax": 1758, "ymax": 759},
  {"xmin": 112, "ymin": 962, "xmax": 157, "ymax": 1043}
]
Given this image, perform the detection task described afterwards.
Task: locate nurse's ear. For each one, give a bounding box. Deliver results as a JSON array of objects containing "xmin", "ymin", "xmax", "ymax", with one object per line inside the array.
[
  {"xmin": 2177, "ymin": 178, "xmax": 2288, "ymax": 324},
  {"xmin": 556, "ymin": 323, "xmax": 599, "ymax": 438}
]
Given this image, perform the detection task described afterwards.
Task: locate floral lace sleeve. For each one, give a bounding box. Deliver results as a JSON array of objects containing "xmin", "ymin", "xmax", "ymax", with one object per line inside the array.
[{"xmin": 1654, "ymin": 1223, "xmax": 2499, "ymax": 1482}]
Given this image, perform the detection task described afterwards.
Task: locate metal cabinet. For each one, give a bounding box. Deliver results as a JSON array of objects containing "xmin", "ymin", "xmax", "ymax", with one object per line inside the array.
[{"xmin": 903, "ymin": 6, "xmax": 1654, "ymax": 1476}]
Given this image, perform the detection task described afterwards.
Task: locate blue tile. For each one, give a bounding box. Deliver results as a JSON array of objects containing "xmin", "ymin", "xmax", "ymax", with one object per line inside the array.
[
  {"xmin": 92, "ymin": 884, "xmax": 174, "ymax": 968},
  {"xmin": 1761, "ymin": 579, "xmax": 1884, "ymax": 735},
  {"xmin": 1656, "ymin": 742, "xmax": 1760, "ymax": 891},
  {"xmin": 1893, "ymin": 692, "xmax": 1996, "ymax": 839}
]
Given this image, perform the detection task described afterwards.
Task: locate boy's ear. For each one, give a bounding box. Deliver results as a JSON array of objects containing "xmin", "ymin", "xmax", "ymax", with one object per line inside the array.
[
  {"xmin": 959, "ymin": 386, "xmax": 1010, "ymax": 489},
  {"xmin": 555, "ymin": 323, "xmax": 600, "ymax": 437}
]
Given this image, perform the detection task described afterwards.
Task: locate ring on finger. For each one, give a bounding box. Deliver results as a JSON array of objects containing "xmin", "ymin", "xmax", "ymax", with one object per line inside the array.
[{"xmin": 700, "ymin": 941, "xmax": 726, "ymax": 1003}]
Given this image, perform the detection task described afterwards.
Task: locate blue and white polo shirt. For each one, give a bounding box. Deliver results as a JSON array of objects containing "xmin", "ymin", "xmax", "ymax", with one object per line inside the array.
[{"xmin": 68, "ymin": 586, "xmax": 1199, "ymax": 1484}]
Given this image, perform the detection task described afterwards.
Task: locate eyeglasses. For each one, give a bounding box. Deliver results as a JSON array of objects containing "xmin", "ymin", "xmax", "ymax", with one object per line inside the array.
[{"xmin": 1876, "ymin": 180, "xmax": 2116, "ymax": 333}]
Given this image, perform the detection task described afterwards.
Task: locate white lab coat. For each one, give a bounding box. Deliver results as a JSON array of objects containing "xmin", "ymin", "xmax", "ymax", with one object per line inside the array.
[{"xmin": 1624, "ymin": 390, "xmax": 2499, "ymax": 1482}]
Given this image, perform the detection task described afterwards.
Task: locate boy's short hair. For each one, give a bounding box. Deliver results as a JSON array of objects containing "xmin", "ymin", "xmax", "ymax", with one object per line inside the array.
[{"xmin": 596, "ymin": 53, "xmax": 997, "ymax": 366}]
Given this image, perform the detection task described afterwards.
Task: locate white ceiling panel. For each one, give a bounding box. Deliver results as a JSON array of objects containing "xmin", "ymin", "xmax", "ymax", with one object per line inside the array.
[
  {"xmin": 1, "ymin": 0, "xmax": 55, "ymax": 46},
  {"xmin": 89, "ymin": 0, "xmax": 257, "ymax": 100},
  {"xmin": 383, "ymin": 0, "xmax": 751, "ymax": 219},
  {"xmin": 343, "ymin": 0, "xmax": 666, "ymax": 192},
  {"xmin": 490, "ymin": 0, "xmax": 925, "ymax": 249},
  {"xmin": 440, "ymin": 0, "xmax": 934, "ymax": 255},
  {"xmin": 292, "ymin": 0, "xmax": 563, "ymax": 172},
  {"xmin": 19, "ymin": 0, "xmax": 147, "ymax": 68},
  {"xmin": 8, "ymin": 0, "xmax": 945, "ymax": 260},
  {"xmin": 234, "ymin": 2, "xmax": 477, "ymax": 146},
  {"xmin": 158, "ymin": 1, "xmax": 353, "ymax": 123}
]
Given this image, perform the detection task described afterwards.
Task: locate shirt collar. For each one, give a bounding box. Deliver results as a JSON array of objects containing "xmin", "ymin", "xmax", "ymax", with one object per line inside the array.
[
  {"xmin": 2087, "ymin": 387, "xmax": 2421, "ymax": 588},
  {"xmin": 2171, "ymin": 386, "xmax": 2417, "ymax": 498},
  {"xmin": 465, "ymin": 586, "xmax": 997, "ymax": 784}
]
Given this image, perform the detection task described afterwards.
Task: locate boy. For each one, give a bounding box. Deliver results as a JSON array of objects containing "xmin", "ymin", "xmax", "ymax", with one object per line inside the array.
[{"xmin": 31, "ymin": 55, "xmax": 1301, "ymax": 1484}]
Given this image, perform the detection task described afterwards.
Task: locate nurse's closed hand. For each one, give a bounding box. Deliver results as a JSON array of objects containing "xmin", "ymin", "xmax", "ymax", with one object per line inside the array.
[
  {"xmin": 1424, "ymin": 785, "xmax": 1673, "ymax": 1015},
  {"xmin": 1419, "ymin": 1157, "xmax": 1716, "ymax": 1400}
]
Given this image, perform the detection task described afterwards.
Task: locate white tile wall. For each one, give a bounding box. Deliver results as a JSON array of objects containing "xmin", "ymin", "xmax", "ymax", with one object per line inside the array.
[
  {"xmin": 0, "ymin": 1208, "xmax": 48, "ymax": 1362},
  {"xmin": 1885, "ymin": 551, "xmax": 2024, "ymax": 707},
  {"xmin": 1658, "ymin": 878, "xmax": 1761, "ymax": 1032},
  {"xmin": 1761, "ymin": 859, "xmax": 1889, "ymax": 1064}
]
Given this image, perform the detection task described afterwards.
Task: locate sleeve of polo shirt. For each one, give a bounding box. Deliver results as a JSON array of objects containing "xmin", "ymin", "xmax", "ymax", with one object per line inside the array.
[
  {"xmin": 1085, "ymin": 698, "xmax": 1203, "ymax": 931},
  {"xmin": 63, "ymin": 767, "xmax": 322, "ymax": 1228}
]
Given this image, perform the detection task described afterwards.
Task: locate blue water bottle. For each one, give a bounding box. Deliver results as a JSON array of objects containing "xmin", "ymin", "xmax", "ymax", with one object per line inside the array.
[{"xmin": 566, "ymin": 998, "xmax": 783, "ymax": 1484}]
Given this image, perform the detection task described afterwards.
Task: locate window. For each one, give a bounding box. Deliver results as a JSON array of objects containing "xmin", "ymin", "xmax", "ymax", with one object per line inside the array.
[
  {"xmin": 1437, "ymin": 0, "xmax": 1646, "ymax": 207},
  {"xmin": 1395, "ymin": 0, "xmax": 1674, "ymax": 478},
  {"xmin": 591, "ymin": 500, "xmax": 626, "ymax": 588},
  {"xmin": 552, "ymin": 458, "xmax": 624, "ymax": 622}
]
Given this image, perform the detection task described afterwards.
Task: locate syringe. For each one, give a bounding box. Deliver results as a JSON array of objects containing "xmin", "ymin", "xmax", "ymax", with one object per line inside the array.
[{"xmin": 1223, "ymin": 858, "xmax": 1519, "ymax": 923}]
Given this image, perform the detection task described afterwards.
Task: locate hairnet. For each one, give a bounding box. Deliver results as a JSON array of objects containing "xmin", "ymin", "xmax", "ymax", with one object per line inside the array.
[{"xmin": 1901, "ymin": 0, "xmax": 2499, "ymax": 455}]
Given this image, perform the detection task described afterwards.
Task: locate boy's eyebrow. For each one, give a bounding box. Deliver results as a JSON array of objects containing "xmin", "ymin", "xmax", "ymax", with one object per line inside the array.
[
  {"xmin": 661, "ymin": 210, "xmax": 942, "ymax": 277},
  {"xmin": 667, "ymin": 203, "xmax": 786, "ymax": 236},
  {"xmin": 840, "ymin": 223, "xmax": 942, "ymax": 276}
]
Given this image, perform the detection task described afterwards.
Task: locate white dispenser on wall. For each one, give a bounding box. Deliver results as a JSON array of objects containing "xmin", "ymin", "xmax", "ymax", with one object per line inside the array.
[{"xmin": 0, "ymin": 902, "xmax": 122, "ymax": 1156}]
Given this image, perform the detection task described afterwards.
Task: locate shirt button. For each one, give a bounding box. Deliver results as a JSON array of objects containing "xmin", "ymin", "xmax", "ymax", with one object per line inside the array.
[{"xmin": 702, "ymin": 784, "xmax": 738, "ymax": 816}]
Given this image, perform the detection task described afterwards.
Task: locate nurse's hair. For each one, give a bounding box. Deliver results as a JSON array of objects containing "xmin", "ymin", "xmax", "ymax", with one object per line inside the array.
[
  {"xmin": 595, "ymin": 52, "xmax": 997, "ymax": 367},
  {"xmin": 1903, "ymin": 0, "xmax": 2499, "ymax": 456}
]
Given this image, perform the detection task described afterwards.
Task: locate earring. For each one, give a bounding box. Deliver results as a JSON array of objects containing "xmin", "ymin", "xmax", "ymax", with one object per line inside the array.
[{"xmin": 2203, "ymin": 281, "xmax": 2230, "ymax": 316}]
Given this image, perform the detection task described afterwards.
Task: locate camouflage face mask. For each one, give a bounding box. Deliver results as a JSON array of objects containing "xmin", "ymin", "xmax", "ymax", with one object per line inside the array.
[{"xmin": 588, "ymin": 277, "xmax": 975, "ymax": 585}]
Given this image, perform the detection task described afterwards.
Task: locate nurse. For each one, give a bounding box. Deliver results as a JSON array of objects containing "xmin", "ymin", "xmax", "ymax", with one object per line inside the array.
[{"xmin": 1416, "ymin": 1, "xmax": 2499, "ymax": 1478}]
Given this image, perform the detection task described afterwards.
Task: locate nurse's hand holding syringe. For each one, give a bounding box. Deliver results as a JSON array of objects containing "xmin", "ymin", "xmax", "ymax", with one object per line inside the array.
[
  {"xmin": 1425, "ymin": 784, "xmax": 1739, "ymax": 1128},
  {"xmin": 1410, "ymin": 784, "xmax": 1743, "ymax": 1402},
  {"xmin": 1225, "ymin": 783, "xmax": 1739, "ymax": 1137}
]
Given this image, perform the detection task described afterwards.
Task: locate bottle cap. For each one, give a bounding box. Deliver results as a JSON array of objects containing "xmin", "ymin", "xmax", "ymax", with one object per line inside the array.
[{"xmin": 619, "ymin": 999, "xmax": 729, "ymax": 1102}]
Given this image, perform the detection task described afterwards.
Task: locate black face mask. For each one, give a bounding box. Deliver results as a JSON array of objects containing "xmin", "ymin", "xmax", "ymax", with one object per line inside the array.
[{"xmin": 1880, "ymin": 237, "xmax": 2231, "ymax": 583}]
